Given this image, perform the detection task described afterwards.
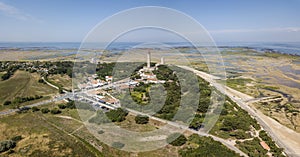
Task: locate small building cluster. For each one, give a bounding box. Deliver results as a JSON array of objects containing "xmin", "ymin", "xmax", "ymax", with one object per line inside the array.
[
  {"xmin": 136, "ymin": 51, "xmax": 166, "ymax": 84},
  {"xmin": 76, "ymin": 50, "xmax": 167, "ymax": 110}
]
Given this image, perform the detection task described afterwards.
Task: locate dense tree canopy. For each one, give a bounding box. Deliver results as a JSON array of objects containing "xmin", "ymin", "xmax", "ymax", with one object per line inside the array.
[
  {"xmin": 106, "ymin": 108, "xmax": 128, "ymax": 122},
  {"xmin": 0, "ymin": 140, "xmax": 16, "ymax": 153},
  {"xmin": 166, "ymin": 133, "xmax": 187, "ymax": 146},
  {"xmin": 179, "ymin": 134, "xmax": 239, "ymax": 157},
  {"xmin": 135, "ymin": 115, "xmax": 149, "ymax": 124}
]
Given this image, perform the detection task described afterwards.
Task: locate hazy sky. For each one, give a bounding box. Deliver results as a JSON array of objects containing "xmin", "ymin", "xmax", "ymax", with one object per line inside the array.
[{"xmin": 0, "ymin": 0, "xmax": 300, "ymax": 42}]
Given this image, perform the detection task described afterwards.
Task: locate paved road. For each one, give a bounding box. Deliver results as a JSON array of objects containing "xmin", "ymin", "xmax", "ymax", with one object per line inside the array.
[
  {"xmin": 0, "ymin": 93, "xmax": 71, "ymax": 116},
  {"xmin": 2, "ymin": 66, "xmax": 298, "ymax": 156},
  {"xmin": 42, "ymin": 77, "xmax": 69, "ymax": 93},
  {"xmin": 81, "ymin": 91, "xmax": 248, "ymax": 157},
  {"xmin": 126, "ymin": 108, "xmax": 249, "ymax": 157},
  {"xmin": 0, "ymin": 70, "xmax": 258, "ymax": 156},
  {"xmin": 179, "ymin": 65, "xmax": 300, "ymax": 156}
]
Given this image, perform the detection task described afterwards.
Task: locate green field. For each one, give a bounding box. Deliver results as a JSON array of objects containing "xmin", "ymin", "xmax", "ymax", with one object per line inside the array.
[
  {"xmin": 0, "ymin": 110, "xmax": 100, "ymax": 156},
  {"xmin": 47, "ymin": 74, "xmax": 72, "ymax": 91},
  {"xmin": 0, "ymin": 101, "xmax": 244, "ymax": 157},
  {"xmin": 0, "ymin": 71, "xmax": 57, "ymax": 110},
  {"xmin": 0, "ymin": 103, "xmax": 171, "ymax": 156}
]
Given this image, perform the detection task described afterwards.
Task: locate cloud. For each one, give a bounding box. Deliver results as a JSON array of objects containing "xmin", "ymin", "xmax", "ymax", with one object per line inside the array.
[
  {"xmin": 0, "ymin": 1, "xmax": 36, "ymax": 21},
  {"xmin": 210, "ymin": 27, "xmax": 300, "ymax": 34}
]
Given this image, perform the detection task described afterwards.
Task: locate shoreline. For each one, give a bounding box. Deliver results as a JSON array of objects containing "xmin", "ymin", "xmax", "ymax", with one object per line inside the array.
[{"xmin": 0, "ymin": 42, "xmax": 299, "ymax": 56}]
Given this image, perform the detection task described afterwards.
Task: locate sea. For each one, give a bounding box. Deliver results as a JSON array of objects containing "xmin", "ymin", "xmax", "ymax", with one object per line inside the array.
[{"xmin": 0, "ymin": 42, "xmax": 300, "ymax": 56}]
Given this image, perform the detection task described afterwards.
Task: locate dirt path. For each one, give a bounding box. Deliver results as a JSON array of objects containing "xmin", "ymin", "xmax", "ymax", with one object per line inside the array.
[
  {"xmin": 181, "ymin": 65, "xmax": 300, "ymax": 156},
  {"xmin": 253, "ymin": 107, "xmax": 300, "ymax": 155}
]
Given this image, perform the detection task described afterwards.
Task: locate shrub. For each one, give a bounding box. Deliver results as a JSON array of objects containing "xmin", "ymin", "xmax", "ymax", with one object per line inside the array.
[
  {"xmin": 135, "ymin": 115, "xmax": 149, "ymax": 124},
  {"xmin": 3, "ymin": 101, "xmax": 11, "ymax": 106},
  {"xmin": 31, "ymin": 106, "xmax": 40, "ymax": 112},
  {"xmin": 106, "ymin": 108, "xmax": 128, "ymax": 122},
  {"xmin": 66, "ymin": 100, "xmax": 76, "ymax": 109},
  {"xmin": 167, "ymin": 133, "xmax": 187, "ymax": 146},
  {"xmin": 50, "ymin": 108, "xmax": 61, "ymax": 114},
  {"xmin": 41, "ymin": 108, "xmax": 50, "ymax": 114},
  {"xmin": 111, "ymin": 142, "xmax": 125, "ymax": 149},
  {"xmin": 1, "ymin": 72, "xmax": 12, "ymax": 81},
  {"xmin": 58, "ymin": 104, "xmax": 66, "ymax": 109},
  {"xmin": 38, "ymin": 79, "xmax": 45, "ymax": 83},
  {"xmin": 0, "ymin": 140, "xmax": 16, "ymax": 153},
  {"xmin": 97, "ymin": 130, "xmax": 104, "ymax": 134},
  {"xmin": 11, "ymin": 136, "xmax": 22, "ymax": 142},
  {"xmin": 58, "ymin": 88, "xmax": 64, "ymax": 94},
  {"xmin": 180, "ymin": 135, "xmax": 239, "ymax": 157},
  {"xmin": 229, "ymin": 130, "xmax": 251, "ymax": 139},
  {"xmin": 236, "ymin": 137, "xmax": 267, "ymax": 157}
]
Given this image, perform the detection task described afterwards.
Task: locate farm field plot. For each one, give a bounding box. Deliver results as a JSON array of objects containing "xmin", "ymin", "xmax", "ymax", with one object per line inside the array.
[{"xmin": 0, "ymin": 71, "xmax": 57, "ymax": 110}]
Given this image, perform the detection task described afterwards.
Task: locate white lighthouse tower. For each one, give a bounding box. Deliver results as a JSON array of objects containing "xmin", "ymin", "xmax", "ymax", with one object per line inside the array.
[
  {"xmin": 160, "ymin": 57, "xmax": 165, "ymax": 65},
  {"xmin": 147, "ymin": 50, "xmax": 151, "ymax": 69}
]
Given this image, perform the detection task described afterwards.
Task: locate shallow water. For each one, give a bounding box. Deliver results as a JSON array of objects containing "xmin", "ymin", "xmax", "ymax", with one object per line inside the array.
[
  {"xmin": 284, "ymin": 73, "xmax": 300, "ymax": 80},
  {"xmin": 273, "ymin": 76, "xmax": 300, "ymax": 89},
  {"xmin": 278, "ymin": 65, "xmax": 300, "ymax": 75}
]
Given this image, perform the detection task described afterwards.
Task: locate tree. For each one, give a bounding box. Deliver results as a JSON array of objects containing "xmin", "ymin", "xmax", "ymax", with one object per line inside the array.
[
  {"xmin": 38, "ymin": 79, "xmax": 45, "ymax": 83},
  {"xmin": 166, "ymin": 133, "xmax": 187, "ymax": 146},
  {"xmin": 179, "ymin": 135, "xmax": 239, "ymax": 157},
  {"xmin": 0, "ymin": 140, "xmax": 16, "ymax": 153},
  {"xmin": 189, "ymin": 114, "xmax": 204, "ymax": 130},
  {"xmin": 50, "ymin": 108, "xmax": 61, "ymax": 114},
  {"xmin": 11, "ymin": 136, "xmax": 22, "ymax": 142},
  {"xmin": 59, "ymin": 88, "xmax": 64, "ymax": 94},
  {"xmin": 66, "ymin": 101, "xmax": 76, "ymax": 109},
  {"xmin": 112, "ymin": 142, "xmax": 125, "ymax": 149},
  {"xmin": 41, "ymin": 108, "xmax": 50, "ymax": 114},
  {"xmin": 3, "ymin": 101, "xmax": 11, "ymax": 106},
  {"xmin": 58, "ymin": 104, "xmax": 66, "ymax": 109},
  {"xmin": 221, "ymin": 116, "xmax": 250, "ymax": 131},
  {"xmin": 135, "ymin": 115, "xmax": 149, "ymax": 124},
  {"xmin": 97, "ymin": 130, "xmax": 104, "ymax": 134},
  {"xmin": 106, "ymin": 108, "xmax": 128, "ymax": 122},
  {"xmin": 31, "ymin": 106, "xmax": 40, "ymax": 112},
  {"xmin": 1, "ymin": 72, "xmax": 12, "ymax": 80}
]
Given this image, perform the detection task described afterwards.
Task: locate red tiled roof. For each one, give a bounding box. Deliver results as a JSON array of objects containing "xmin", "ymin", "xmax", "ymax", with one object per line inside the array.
[{"xmin": 260, "ymin": 141, "xmax": 270, "ymax": 151}]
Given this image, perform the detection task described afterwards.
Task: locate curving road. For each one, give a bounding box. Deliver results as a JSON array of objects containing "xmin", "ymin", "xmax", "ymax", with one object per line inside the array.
[
  {"xmin": 81, "ymin": 93, "xmax": 248, "ymax": 157},
  {"xmin": 179, "ymin": 65, "xmax": 300, "ymax": 157},
  {"xmin": 2, "ymin": 65, "xmax": 299, "ymax": 156},
  {"xmin": 0, "ymin": 93, "xmax": 72, "ymax": 116}
]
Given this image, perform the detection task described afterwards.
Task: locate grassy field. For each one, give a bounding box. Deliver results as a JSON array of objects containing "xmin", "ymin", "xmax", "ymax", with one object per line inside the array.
[
  {"xmin": 0, "ymin": 112, "xmax": 98, "ymax": 156},
  {"xmin": 0, "ymin": 100, "xmax": 243, "ymax": 157},
  {"xmin": 0, "ymin": 71, "xmax": 57, "ymax": 110},
  {"xmin": 0, "ymin": 72, "xmax": 4, "ymax": 78},
  {"xmin": 219, "ymin": 78, "xmax": 260, "ymax": 97},
  {"xmin": 0, "ymin": 102, "xmax": 180, "ymax": 157},
  {"xmin": 47, "ymin": 74, "xmax": 72, "ymax": 91},
  {"xmin": 115, "ymin": 114, "xmax": 157, "ymax": 132}
]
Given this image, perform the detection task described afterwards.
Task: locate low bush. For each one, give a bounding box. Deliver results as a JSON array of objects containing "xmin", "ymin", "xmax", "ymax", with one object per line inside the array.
[
  {"xmin": 41, "ymin": 108, "xmax": 50, "ymax": 114},
  {"xmin": 98, "ymin": 130, "xmax": 104, "ymax": 134},
  {"xmin": 3, "ymin": 101, "xmax": 11, "ymax": 106},
  {"xmin": 50, "ymin": 108, "xmax": 61, "ymax": 114},
  {"xmin": 11, "ymin": 136, "xmax": 22, "ymax": 142},
  {"xmin": 111, "ymin": 142, "xmax": 125, "ymax": 149},
  {"xmin": 0, "ymin": 140, "xmax": 16, "ymax": 153},
  {"xmin": 31, "ymin": 106, "xmax": 40, "ymax": 112},
  {"xmin": 135, "ymin": 115, "xmax": 149, "ymax": 124},
  {"xmin": 58, "ymin": 104, "xmax": 66, "ymax": 109},
  {"xmin": 166, "ymin": 133, "xmax": 187, "ymax": 146}
]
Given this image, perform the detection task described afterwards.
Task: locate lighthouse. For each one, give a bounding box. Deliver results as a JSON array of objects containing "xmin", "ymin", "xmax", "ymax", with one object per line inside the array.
[
  {"xmin": 147, "ymin": 50, "xmax": 151, "ymax": 69},
  {"xmin": 160, "ymin": 57, "xmax": 164, "ymax": 65}
]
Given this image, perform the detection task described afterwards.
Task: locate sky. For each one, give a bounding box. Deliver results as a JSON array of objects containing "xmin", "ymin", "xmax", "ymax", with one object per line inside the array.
[{"xmin": 0, "ymin": 0, "xmax": 300, "ymax": 42}]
